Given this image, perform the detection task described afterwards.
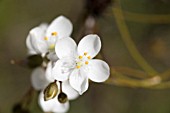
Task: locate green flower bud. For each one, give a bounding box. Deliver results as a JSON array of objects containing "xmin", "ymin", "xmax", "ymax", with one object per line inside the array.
[
  {"xmin": 58, "ymin": 92, "xmax": 68, "ymax": 104},
  {"xmin": 44, "ymin": 82, "xmax": 58, "ymax": 101}
]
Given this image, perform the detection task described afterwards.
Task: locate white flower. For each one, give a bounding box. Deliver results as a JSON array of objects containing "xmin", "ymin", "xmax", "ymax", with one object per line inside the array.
[
  {"xmin": 31, "ymin": 67, "xmax": 49, "ymax": 90},
  {"xmin": 39, "ymin": 91, "xmax": 69, "ymax": 113},
  {"xmin": 26, "ymin": 16, "xmax": 73, "ymax": 61},
  {"xmin": 52, "ymin": 34, "xmax": 110, "ymax": 94},
  {"xmin": 30, "ymin": 62, "xmax": 79, "ymax": 113}
]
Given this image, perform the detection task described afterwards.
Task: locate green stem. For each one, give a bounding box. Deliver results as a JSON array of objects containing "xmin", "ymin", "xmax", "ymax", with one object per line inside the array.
[
  {"xmin": 112, "ymin": 0, "xmax": 158, "ymax": 76},
  {"xmin": 113, "ymin": 66, "xmax": 148, "ymax": 79},
  {"xmin": 106, "ymin": 72, "xmax": 161, "ymax": 88}
]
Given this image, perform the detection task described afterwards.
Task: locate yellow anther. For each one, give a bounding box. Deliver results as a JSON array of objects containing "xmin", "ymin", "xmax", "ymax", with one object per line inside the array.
[
  {"xmin": 84, "ymin": 52, "xmax": 88, "ymax": 56},
  {"xmin": 85, "ymin": 61, "xmax": 89, "ymax": 65},
  {"xmin": 51, "ymin": 32, "xmax": 57, "ymax": 36},
  {"xmin": 76, "ymin": 65, "xmax": 81, "ymax": 69},
  {"xmin": 44, "ymin": 37, "xmax": 48, "ymax": 40},
  {"xmin": 49, "ymin": 44, "xmax": 55, "ymax": 50},
  {"xmin": 87, "ymin": 56, "xmax": 91, "ymax": 59},
  {"xmin": 79, "ymin": 56, "xmax": 83, "ymax": 59}
]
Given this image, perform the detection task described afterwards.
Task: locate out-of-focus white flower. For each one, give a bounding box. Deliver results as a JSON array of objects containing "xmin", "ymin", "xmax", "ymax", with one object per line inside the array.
[
  {"xmin": 30, "ymin": 62, "xmax": 79, "ymax": 113},
  {"xmin": 26, "ymin": 16, "xmax": 73, "ymax": 61},
  {"xmin": 39, "ymin": 91, "xmax": 69, "ymax": 113},
  {"xmin": 52, "ymin": 34, "xmax": 110, "ymax": 95},
  {"xmin": 31, "ymin": 67, "xmax": 49, "ymax": 90}
]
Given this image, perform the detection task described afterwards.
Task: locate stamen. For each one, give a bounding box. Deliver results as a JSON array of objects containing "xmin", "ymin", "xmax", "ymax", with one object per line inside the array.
[
  {"xmin": 87, "ymin": 56, "xmax": 91, "ymax": 59},
  {"xmin": 44, "ymin": 37, "xmax": 48, "ymax": 40},
  {"xmin": 85, "ymin": 61, "xmax": 89, "ymax": 65},
  {"xmin": 79, "ymin": 56, "xmax": 83, "ymax": 59},
  {"xmin": 51, "ymin": 32, "xmax": 57, "ymax": 36},
  {"xmin": 84, "ymin": 52, "xmax": 88, "ymax": 56},
  {"xmin": 49, "ymin": 44, "xmax": 55, "ymax": 50},
  {"xmin": 76, "ymin": 65, "xmax": 81, "ymax": 69}
]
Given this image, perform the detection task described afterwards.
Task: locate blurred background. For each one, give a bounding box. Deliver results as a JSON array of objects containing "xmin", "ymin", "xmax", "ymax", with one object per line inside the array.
[{"xmin": 1, "ymin": 0, "xmax": 170, "ymax": 113}]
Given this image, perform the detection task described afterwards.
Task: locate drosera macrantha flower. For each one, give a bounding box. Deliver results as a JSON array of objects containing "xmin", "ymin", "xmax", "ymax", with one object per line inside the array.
[
  {"xmin": 52, "ymin": 34, "xmax": 110, "ymax": 95},
  {"xmin": 26, "ymin": 15, "xmax": 73, "ymax": 61},
  {"xmin": 30, "ymin": 62, "xmax": 79, "ymax": 113},
  {"xmin": 39, "ymin": 91, "xmax": 69, "ymax": 113}
]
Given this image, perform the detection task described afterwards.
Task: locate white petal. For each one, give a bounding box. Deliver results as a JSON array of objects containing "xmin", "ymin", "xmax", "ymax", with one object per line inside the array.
[
  {"xmin": 47, "ymin": 51, "xmax": 58, "ymax": 62},
  {"xmin": 46, "ymin": 16, "xmax": 73, "ymax": 39},
  {"xmin": 52, "ymin": 58, "xmax": 74, "ymax": 81},
  {"xmin": 39, "ymin": 91, "xmax": 54, "ymax": 112},
  {"xmin": 45, "ymin": 62, "xmax": 55, "ymax": 82},
  {"xmin": 29, "ymin": 24, "xmax": 48, "ymax": 54},
  {"xmin": 52, "ymin": 100, "xmax": 69, "ymax": 113},
  {"xmin": 38, "ymin": 91, "xmax": 69, "ymax": 113},
  {"xmin": 55, "ymin": 37, "xmax": 77, "ymax": 59},
  {"xmin": 62, "ymin": 81, "xmax": 79, "ymax": 100},
  {"xmin": 78, "ymin": 34, "xmax": 101, "ymax": 58},
  {"xmin": 26, "ymin": 34, "xmax": 37, "ymax": 55},
  {"xmin": 69, "ymin": 69, "xmax": 89, "ymax": 95},
  {"xmin": 87, "ymin": 59, "xmax": 110, "ymax": 82},
  {"xmin": 31, "ymin": 67, "xmax": 49, "ymax": 90}
]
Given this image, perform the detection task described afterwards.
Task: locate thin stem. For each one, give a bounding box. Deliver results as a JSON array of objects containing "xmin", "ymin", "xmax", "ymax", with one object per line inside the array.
[
  {"xmin": 59, "ymin": 81, "xmax": 62, "ymax": 92},
  {"xmin": 122, "ymin": 10, "xmax": 170, "ymax": 24},
  {"xmin": 20, "ymin": 87, "xmax": 35, "ymax": 109},
  {"xmin": 112, "ymin": 0, "xmax": 158, "ymax": 76},
  {"xmin": 160, "ymin": 69, "xmax": 170, "ymax": 81},
  {"xmin": 113, "ymin": 66, "xmax": 148, "ymax": 79},
  {"xmin": 152, "ymin": 81, "xmax": 170, "ymax": 89},
  {"xmin": 105, "ymin": 70, "xmax": 161, "ymax": 88}
]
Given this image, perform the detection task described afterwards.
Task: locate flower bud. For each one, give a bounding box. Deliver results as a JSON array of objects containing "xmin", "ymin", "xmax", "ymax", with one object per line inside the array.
[
  {"xmin": 27, "ymin": 54, "xmax": 43, "ymax": 68},
  {"xmin": 58, "ymin": 92, "xmax": 68, "ymax": 104},
  {"xmin": 44, "ymin": 82, "xmax": 58, "ymax": 101}
]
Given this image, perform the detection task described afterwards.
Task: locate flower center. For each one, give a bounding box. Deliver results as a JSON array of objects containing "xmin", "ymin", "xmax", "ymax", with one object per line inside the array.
[
  {"xmin": 49, "ymin": 44, "xmax": 55, "ymax": 50},
  {"xmin": 51, "ymin": 32, "xmax": 58, "ymax": 36},
  {"xmin": 43, "ymin": 31, "xmax": 58, "ymax": 51},
  {"xmin": 76, "ymin": 52, "xmax": 91, "ymax": 69},
  {"xmin": 44, "ymin": 36, "xmax": 48, "ymax": 40}
]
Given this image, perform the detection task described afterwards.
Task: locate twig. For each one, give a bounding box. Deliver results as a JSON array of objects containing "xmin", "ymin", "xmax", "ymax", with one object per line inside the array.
[{"xmin": 112, "ymin": 0, "xmax": 158, "ymax": 76}]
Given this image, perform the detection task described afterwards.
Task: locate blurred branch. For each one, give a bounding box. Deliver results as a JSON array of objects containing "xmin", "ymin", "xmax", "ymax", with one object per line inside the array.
[
  {"xmin": 20, "ymin": 87, "xmax": 35, "ymax": 109},
  {"xmin": 13, "ymin": 87, "xmax": 35, "ymax": 113},
  {"xmin": 104, "ymin": 67, "xmax": 170, "ymax": 89},
  {"xmin": 152, "ymin": 81, "xmax": 170, "ymax": 89},
  {"xmin": 113, "ymin": 66, "xmax": 148, "ymax": 79},
  {"xmin": 112, "ymin": 0, "xmax": 158, "ymax": 76},
  {"xmin": 105, "ymin": 67, "xmax": 161, "ymax": 88},
  {"xmin": 160, "ymin": 69, "xmax": 170, "ymax": 81},
  {"xmin": 123, "ymin": 10, "xmax": 170, "ymax": 24}
]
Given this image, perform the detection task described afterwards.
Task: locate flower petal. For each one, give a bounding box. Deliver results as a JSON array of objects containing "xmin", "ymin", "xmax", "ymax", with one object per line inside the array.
[
  {"xmin": 55, "ymin": 37, "xmax": 77, "ymax": 59},
  {"xmin": 39, "ymin": 91, "xmax": 54, "ymax": 112},
  {"xmin": 45, "ymin": 62, "xmax": 55, "ymax": 82},
  {"xmin": 26, "ymin": 34, "xmax": 37, "ymax": 55},
  {"xmin": 47, "ymin": 51, "xmax": 58, "ymax": 62},
  {"xmin": 87, "ymin": 59, "xmax": 110, "ymax": 82},
  {"xmin": 78, "ymin": 34, "xmax": 101, "ymax": 58},
  {"xmin": 39, "ymin": 91, "xmax": 69, "ymax": 113},
  {"xmin": 69, "ymin": 69, "xmax": 89, "ymax": 95},
  {"xmin": 52, "ymin": 100, "xmax": 69, "ymax": 113},
  {"xmin": 52, "ymin": 58, "xmax": 75, "ymax": 81},
  {"xmin": 29, "ymin": 23, "xmax": 48, "ymax": 54},
  {"xmin": 31, "ymin": 67, "xmax": 49, "ymax": 90},
  {"xmin": 62, "ymin": 81, "xmax": 79, "ymax": 100},
  {"xmin": 46, "ymin": 16, "xmax": 73, "ymax": 39}
]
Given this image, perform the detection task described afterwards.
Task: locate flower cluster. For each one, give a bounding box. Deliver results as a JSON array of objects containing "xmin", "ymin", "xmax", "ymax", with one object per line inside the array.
[{"xmin": 26, "ymin": 15, "xmax": 110, "ymax": 113}]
